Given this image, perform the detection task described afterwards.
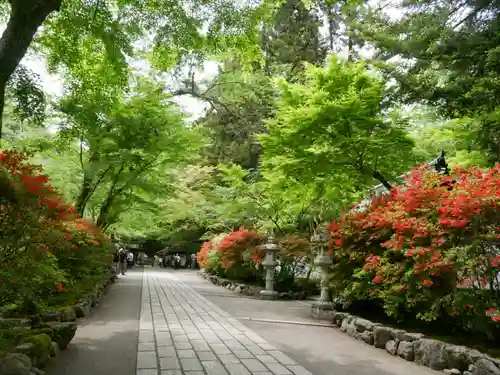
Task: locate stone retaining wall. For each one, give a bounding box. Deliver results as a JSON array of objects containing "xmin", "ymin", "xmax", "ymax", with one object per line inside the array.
[
  {"xmin": 331, "ymin": 311, "xmax": 500, "ymax": 375},
  {"xmin": 0, "ymin": 273, "xmax": 117, "ymax": 375},
  {"xmin": 198, "ymin": 271, "xmax": 308, "ymax": 300}
]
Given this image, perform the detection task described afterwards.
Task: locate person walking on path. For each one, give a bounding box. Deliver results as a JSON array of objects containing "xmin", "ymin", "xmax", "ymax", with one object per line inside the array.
[
  {"xmin": 118, "ymin": 250, "xmax": 127, "ymax": 275},
  {"xmin": 190, "ymin": 252, "xmax": 197, "ymax": 269},
  {"xmin": 112, "ymin": 251, "xmax": 120, "ymax": 275},
  {"xmin": 127, "ymin": 251, "xmax": 134, "ymax": 270},
  {"xmin": 173, "ymin": 253, "xmax": 180, "ymax": 269}
]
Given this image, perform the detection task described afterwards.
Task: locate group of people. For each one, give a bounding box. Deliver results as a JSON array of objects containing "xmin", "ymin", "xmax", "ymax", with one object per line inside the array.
[
  {"xmin": 113, "ymin": 247, "xmax": 134, "ymax": 276},
  {"xmin": 153, "ymin": 252, "xmax": 198, "ymax": 269}
]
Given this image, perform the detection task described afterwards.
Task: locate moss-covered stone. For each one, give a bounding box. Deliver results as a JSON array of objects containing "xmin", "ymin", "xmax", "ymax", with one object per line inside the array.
[
  {"xmin": 40, "ymin": 322, "xmax": 77, "ymax": 350},
  {"xmin": 0, "ymin": 319, "xmax": 31, "ymax": 330},
  {"xmin": 20, "ymin": 334, "xmax": 52, "ymax": 367},
  {"xmin": 0, "ymin": 353, "xmax": 32, "ymax": 375},
  {"xmin": 58, "ymin": 307, "xmax": 76, "ymax": 322},
  {"xmin": 49, "ymin": 342, "xmax": 59, "ymax": 357},
  {"xmin": 40, "ymin": 311, "xmax": 62, "ymax": 323}
]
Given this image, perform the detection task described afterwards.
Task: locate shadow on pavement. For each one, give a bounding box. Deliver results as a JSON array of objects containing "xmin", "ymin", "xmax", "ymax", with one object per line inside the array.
[{"xmin": 45, "ymin": 269, "xmax": 143, "ymax": 375}]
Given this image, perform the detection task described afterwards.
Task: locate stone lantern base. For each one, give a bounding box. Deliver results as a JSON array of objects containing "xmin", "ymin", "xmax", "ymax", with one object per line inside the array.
[
  {"xmin": 311, "ymin": 300, "xmax": 335, "ymax": 321},
  {"xmin": 259, "ymin": 290, "xmax": 279, "ymax": 300}
]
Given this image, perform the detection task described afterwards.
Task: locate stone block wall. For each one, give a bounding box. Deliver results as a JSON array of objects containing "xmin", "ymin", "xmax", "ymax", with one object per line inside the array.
[
  {"xmin": 198, "ymin": 272, "xmax": 308, "ymax": 300},
  {"xmin": 0, "ymin": 273, "xmax": 117, "ymax": 375},
  {"xmin": 332, "ymin": 312, "xmax": 500, "ymax": 375}
]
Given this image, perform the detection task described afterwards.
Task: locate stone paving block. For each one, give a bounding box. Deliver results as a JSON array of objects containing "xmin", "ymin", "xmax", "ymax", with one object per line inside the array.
[
  {"xmin": 190, "ymin": 340, "xmax": 210, "ymax": 351},
  {"xmin": 140, "ymin": 322, "xmax": 154, "ymax": 330},
  {"xmin": 233, "ymin": 350, "xmax": 254, "ymax": 359},
  {"xmin": 138, "ymin": 342, "xmax": 156, "ymax": 352},
  {"xmin": 210, "ymin": 343, "xmax": 231, "ymax": 355},
  {"xmin": 244, "ymin": 332, "xmax": 266, "ymax": 344},
  {"xmin": 137, "ymin": 351, "xmax": 157, "ymax": 369},
  {"xmin": 160, "ymin": 371, "xmax": 182, "ymax": 375},
  {"xmin": 225, "ymin": 340, "xmax": 246, "ymax": 351},
  {"xmin": 180, "ymin": 358, "xmax": 203, "ymax": 371},
  {"xmin": 157, "ymin": 346, "xmax": 176, "ymax": 358},
  {"xmin": 156, "ymin": 332, "xmax": 172, "ymax": 340},
  {"xmin": 226, "ymin": 363, "xmax": 252, "ymax": 375},
  {"xmin": 205, "ymin": 336, "xmax": 222, "ymax": 344},
  {"xmin": 241, "ymin": 358, "xmax": 267, "ymax": 372},
  {"xmin": 156, "ymin": 338, "xmax": 174, "ymax": 347},
  {"xmin": 256, "ymin": 355, "xmax": 278, "ymax": 364},
  {"xmin": 197, "ymin": 351, "xmax": 217, "ymax": 361},
  {"xmin": 173, "ymin": 334, "xmax": 190, "ymax": 342},
  {"xmin": 265, "ymin": 363, "xmax": 292, "ymax": 375},
  {"xmin": 137, "ymin": 370, "xmax": 158, "ymax": 375},
  {"xmin": 246, "ymin": 345, "xmax": 266, "ymax": 355},
  {"xmin": 177, "ymin": 349, "xmax": 197, "ymax": 358},
  {"xmin": 202, "ymin": 360, "xmax": 229, "ymax": 375},
  {"xmin": 286, "ymin": 365, "xmax": 313, "ymax": 375},
  {"xmin": 159, "ymin": 357, "xmax": 181, "ymax": 370},
  {"xmin": 218, "ymin": 354, "xmax": 241, "ymax": 365},
  {"xmin": 139, "ymin": 331, "xmax": 155, "ymax": 343},
  {"xmin": 267, "ymin": 351, "xmax": 296, "ymax": 365},
  {"xmin": 185, "ymin": 372, "xmax": 204, "ymax": 375},
  {"xmin": 174, "ymin": 341, "xmax": 193, "ymax": 350},
  {"xmin": 187, "ymin": 333, "xmax": 204, "ymax": 340},
  {"xmin": 259, "ymin": 343, "xmax": 276, "ymax": 351}
]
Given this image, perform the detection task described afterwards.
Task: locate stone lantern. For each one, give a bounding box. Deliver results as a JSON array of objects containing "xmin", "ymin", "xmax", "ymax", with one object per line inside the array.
[
  {"xmin": 311, "ymin": 228, "xmax": 334, "ymax": 320},
  {"xmin": 259, "ymin": 235, "xmax": 279, "ymax": 300}
]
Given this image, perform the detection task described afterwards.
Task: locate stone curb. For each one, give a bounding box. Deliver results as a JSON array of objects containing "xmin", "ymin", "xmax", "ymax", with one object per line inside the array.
[
  {"xmin": 326, "ymin": 311, "xmax": 500, "ymax": 375},
  {"xmin": 0, "ymin": 273, "xmax": 117, "ymax": 375},
  {"xmin": 198, "ymin": 271, "xmax": 309, "ymax": 300}
]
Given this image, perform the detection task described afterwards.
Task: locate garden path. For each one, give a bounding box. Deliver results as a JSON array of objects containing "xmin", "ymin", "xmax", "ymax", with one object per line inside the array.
[{"xmin": 47, "ymin": 268, "xmax": 440, "ymax": 375}]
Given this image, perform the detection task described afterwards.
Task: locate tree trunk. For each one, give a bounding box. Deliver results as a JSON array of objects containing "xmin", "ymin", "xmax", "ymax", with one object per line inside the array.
[
  {"xmin": 96, "ymin": 196, "xmax": 114, "ymax": 228},
  {"xmin": 372, "ymin": 170, "xmax": 392, "ymax": 191},
  {"xmin": 75, "ymin": 179, "xmax": 93, "ymax": 216},
  {"xmin": 347, "ymin": 34, "xmax": 354, "ymax": 62},
  {"xmin": 0, "ymin": 0, "xmax": 62, "ymax": 138}
]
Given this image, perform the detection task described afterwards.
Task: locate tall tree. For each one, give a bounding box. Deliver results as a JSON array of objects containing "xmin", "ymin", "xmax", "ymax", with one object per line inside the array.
[
  {"xmin": 260, "ymin": 56, "xmax": 416, "ymax": 192},
  {"xmin": 0, "ymin": 0, "xmax": 281, "ymax": 138},
  {"xmin": 361, "ymin": 0, "xmax": 500, "ymax": 164},
  {"xmin": 0, "ymin": 0, "xmax": 61, "ymax": 136},
  {"xmin": 261, "ymin": 0, "xmax": 326, "ymax": 78},
  {"xmin": 58, "ymin": 76, "xmax": 199, "ymax": 228}
]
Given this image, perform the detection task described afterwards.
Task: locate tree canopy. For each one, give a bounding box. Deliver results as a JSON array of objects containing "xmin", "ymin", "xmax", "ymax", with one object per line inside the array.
[{"xmin": 1, "ymin": 0, "xmax": 496, "ymax": 245}]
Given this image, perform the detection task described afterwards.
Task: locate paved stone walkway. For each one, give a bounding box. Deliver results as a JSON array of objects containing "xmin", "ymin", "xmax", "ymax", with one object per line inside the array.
[{"xmin": 138, "ymin": 270, "xmax": 313, "ymax": 375}]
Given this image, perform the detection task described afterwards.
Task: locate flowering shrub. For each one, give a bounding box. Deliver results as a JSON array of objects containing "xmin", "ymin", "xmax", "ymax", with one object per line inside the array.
[
  {"xmin": 217, "ymin": 227, "xmax": 264, "ymax": 269},
  {"xmin": 328, "ymin": 165, "xmax": 500, "ymax": 337},
  {"xmin": 0, "ymin": 150, "xmax": 112, "ymax": 312},
  {"xmin": 197, "ymin": 228, "xmax": 264, "ymax": 281}
]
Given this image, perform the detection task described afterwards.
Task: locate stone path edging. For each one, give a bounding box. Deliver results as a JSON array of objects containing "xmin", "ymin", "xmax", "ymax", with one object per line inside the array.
[
  {"xmin": 198, "ymin": 272, "xmax": 308, "ymax": 300},
  {"xmin": 0, "ymin": 272, "xmax": 117, "ymax": 375},
  {"xmin": 329, "ymin": 311, "xmax": 500, "ymax": 375}
]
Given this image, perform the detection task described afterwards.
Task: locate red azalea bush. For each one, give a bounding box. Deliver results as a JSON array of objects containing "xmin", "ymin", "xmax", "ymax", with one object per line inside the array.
[
  {"xmin": 198, "ymin": 228, "xmax": 264, "ymax": 282},
  {"xmin": 198, "ymin": 229, "xmax": 315, "ymax": 292},
  {"xmin": 328, "ymin": 165, "xmax": 500, "ymax": 338},
  {"xmin": 217, "ymin": 227, "xmax": 265, "ymax": 269},
  {"xmin": 0, "ymin": 150, "xmax": 113, "ymax": 312}
]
